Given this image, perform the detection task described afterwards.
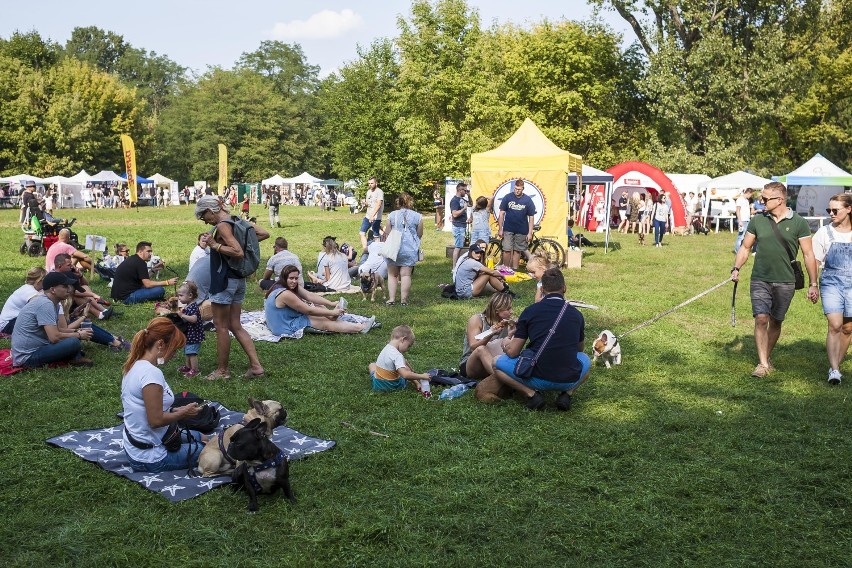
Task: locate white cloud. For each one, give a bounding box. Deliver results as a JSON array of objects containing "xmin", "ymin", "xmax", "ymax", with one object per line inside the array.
[{"xmin": 271, "ymin": 9, "xmax": 364, "ymax": 40}]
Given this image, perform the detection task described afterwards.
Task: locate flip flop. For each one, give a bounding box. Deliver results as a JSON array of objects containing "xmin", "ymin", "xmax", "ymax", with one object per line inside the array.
[
  {"xmin": 204, "ymin": 370, "xmax": 231, "ymax": 381},
  {"xmin": 243, "ymin": 369, "xmax": 265, "ymax": 379}
]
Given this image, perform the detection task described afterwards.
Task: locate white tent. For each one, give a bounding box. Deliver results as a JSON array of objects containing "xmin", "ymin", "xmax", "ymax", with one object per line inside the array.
[
  {"xmin": 91, "ymin": 170, "xmax": 124, "ymax": 183},
  {"xmin": 149, "ymin": 173, "xmax": 180, "ymax": 205},
  {"xmin": 261, "ymin": 174, "xmax": 287, "ymax": 186},
  {"xmin": 67, "ymin": 169, "xmax": 93, "ymax": 183},
  {"xmin": 697, "ymin": 170, "xmax": 774, "ymax": 219},
  {"xmin": 779, "ymin": 154, "xmax": 852, "ymax": 217},
  {"xmin": 570, "ymin": 165, "xmax": 614, "ymax": 252},
  {"xmin": 287, "ymin": 172, "xmax": 322, "ymax": 185},
  {"xmin": 149, "ymin": 173, "xmax": 176, "ymax": 185},
  {"xmin": 3, "ymin": 173, "xmax": 44, "ymax": 184}
]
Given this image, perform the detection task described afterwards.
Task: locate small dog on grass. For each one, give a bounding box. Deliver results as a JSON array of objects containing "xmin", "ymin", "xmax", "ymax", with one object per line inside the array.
[
  {"xmin": 360, "ymin": 270, "xmax": 385, "ymax": 302},
  {"xmin": 638, "ymin": 232, "xmax": 645, "ymax": 246},
  {"xmin": 196, "ymin": 398, "xmax": 287, "ymax": 477},
  {"xmin": 228, "ymin": 417, "xmax": 295, "ymax": 512},
  {"xmin": 592, "ymin": 330, "xmax": 622, "ymax": 368}
]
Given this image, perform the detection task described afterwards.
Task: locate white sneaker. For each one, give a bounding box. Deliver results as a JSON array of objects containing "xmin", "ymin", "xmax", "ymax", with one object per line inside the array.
[{"xmin": 828, "ymin": 369, "xmax": 842, "ymax": 385}]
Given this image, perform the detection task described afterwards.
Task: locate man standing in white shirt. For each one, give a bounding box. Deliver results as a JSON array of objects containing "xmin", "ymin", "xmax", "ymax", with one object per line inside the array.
[
  {"xmin": 734, "ymin": 188, "xmax": 753, "ymax": 253},
  {"xmin": 359, "ymin": 177, "xmax": 384, "ymax": 249}
]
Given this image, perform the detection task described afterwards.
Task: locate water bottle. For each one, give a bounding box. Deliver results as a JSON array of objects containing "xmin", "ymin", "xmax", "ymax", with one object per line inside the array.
[{"xmin": 439, "ymin": 384, "xmax": 469, "ymax": 400}]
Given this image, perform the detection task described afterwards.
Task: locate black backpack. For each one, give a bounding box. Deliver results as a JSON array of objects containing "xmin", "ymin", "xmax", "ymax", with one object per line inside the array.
[
  {"xmin": 220, "ymin": 216, "xmax": 261, "ymax": 277},
  {"xmin": 269, "ymin": 191, "xmax": 280, "ymax": 206},
  {"xmin": 170, "ymin": 391, "xmax": 220, "ymax": 434}
]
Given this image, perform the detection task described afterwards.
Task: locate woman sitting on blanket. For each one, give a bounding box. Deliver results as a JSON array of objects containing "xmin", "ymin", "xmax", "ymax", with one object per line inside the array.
[
  {"xmin": 265, "ymin": 265, "xmax": 374, "ymax": 335},
  {"xmin": 459, "ymin": 292, "xmax": 515, "ymax": 379},
  {"xmin": 307, "ymin": 236, "xmax": 352, "ymax": 291},
  {"xmin": 121, "ymin": 317, "xmax": 207, "ymax": 473}
]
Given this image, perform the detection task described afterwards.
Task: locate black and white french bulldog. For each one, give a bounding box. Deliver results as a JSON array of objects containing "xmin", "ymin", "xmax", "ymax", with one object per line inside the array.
[{"xmin": 228, "ymin": 418, "xmax": 295, "ymax": 512}]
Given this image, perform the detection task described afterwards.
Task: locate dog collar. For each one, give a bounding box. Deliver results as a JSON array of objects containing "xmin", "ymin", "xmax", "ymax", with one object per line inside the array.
[{"xmin": 219, "ymin": 427, "xmax": 237, "ymax": 467}]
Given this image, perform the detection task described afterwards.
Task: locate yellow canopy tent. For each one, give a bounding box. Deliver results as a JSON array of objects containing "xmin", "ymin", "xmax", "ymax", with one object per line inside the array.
[{"xmin": 471, "ymin": 118, "xmax": 582, "ymax": 248}]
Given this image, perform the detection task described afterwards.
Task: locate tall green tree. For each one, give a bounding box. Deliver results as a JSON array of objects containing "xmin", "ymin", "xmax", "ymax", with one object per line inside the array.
[{"xmin": 0, "ymin": 30, "xmax": 60, "ymax": 70}]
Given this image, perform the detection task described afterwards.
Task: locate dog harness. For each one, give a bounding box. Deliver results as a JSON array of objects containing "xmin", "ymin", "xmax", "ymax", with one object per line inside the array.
[
  {"xmin": 244, "ymin": 450, "xmax": 287, "ymax": 494},
  {"xmin": 218, "ymin": 425, "xmax": 238, "ymax": 467}
]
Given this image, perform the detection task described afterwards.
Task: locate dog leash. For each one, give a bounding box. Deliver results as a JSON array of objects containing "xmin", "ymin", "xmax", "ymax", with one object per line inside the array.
[{"xmin": 618, "ymin": 277, "xmax": 734, "ymax": 339}]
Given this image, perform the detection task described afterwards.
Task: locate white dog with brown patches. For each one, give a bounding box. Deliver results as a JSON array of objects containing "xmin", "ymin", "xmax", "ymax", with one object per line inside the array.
[{"xmin": 592, "ymin": 330, "xmax": 621, "ymax": 368}]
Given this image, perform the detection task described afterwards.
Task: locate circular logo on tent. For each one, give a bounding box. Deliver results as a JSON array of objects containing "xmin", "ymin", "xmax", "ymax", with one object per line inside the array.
[{"xmin": 490, "ymin": 179, "xmax": 546, "ymax": 225}]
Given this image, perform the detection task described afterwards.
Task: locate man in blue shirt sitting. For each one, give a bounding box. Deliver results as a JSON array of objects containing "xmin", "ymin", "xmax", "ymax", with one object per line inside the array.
[{"xmin": 492, "ymin": 268, "xmax": 591, "ymax": 410}]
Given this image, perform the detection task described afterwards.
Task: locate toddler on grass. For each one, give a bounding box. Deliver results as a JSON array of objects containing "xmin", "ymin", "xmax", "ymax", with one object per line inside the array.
[
  {"xmin": 176, "ymin": 281, "xmax": 204, "ymax": 377},
  {"xmin": 526, "ymin": 253, "xmax": 554, "ymax": 303},
  {"xmin": 369, "ymin": 325, "xmax": 432, "ymax": 398}
]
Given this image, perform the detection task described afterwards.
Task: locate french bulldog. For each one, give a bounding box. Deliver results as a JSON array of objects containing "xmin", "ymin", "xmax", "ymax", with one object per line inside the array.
[
  {"xmin": 228, "ymin": 417, "xmax": 295, "ymax": 512},
  {"xmin": 359, "ymin": 270, "xmax": 386, "ymax": 302},
  {"xmin": 592, "ymin": 330, "xmax": 622, "ymax": 368},
  {"xmin": 196, "ymin": 398, "xmax": 287, "ymax": 477}
]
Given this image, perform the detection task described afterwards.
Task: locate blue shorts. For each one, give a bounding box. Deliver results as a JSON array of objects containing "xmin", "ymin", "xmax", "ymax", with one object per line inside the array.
[
  {"xmin": 360, "ymin": 217, "xmax": 382, "ymax": 235},
  {"xmin": 452, "ymin": 225, "xmax": 466, "ymax": 248},
  {"xmin": 184, "ymin": 343, "xmax": 201, "ymax": 355},
  {"xmin": 210, "ymin": 277, "xmax": 246, "ymax": 305},
  {"xmin": 821, "ymin": 282, "xmax": 852, "ymax": 317},
  {"xmin": 495, "ymin": 352, "xmax": 591, "ymax": 392},
  {"xmin": 371, "ymin": 371, "xmax": 407, "ymax": 392}
]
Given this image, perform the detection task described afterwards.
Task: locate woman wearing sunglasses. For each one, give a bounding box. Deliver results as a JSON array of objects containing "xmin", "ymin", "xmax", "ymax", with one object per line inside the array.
[{"xmin": 811, "ymin": 193, "xmax": 852, "ymax": 385}]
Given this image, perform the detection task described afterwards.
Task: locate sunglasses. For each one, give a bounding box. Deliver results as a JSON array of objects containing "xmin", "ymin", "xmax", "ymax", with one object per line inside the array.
[
  {"xmin": 826, "ymin": 208, "xmax": 846, "ymax": 215},
  {"xmin": 760, "ymin": 196, "xmax": 782, "ymax": 204}
]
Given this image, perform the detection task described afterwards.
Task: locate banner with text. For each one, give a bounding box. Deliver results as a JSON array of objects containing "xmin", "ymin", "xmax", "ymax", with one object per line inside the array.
[{"xmin": 120, "ymin": 134, "xmax": 137, "ymax": 203}]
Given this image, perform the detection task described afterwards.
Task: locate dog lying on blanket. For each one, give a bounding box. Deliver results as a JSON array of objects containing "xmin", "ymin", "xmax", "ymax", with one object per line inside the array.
[
  {"xmin": 197, "ymin": 398, "xmax": 287, "ymax": 477},
  {"xmin": 592, "ymin": 330, "xmax": 622, "ymax": 368},
  {"xmin": 360, "ymin": 270, "xmax": 385, "ymax": 302},
  {"xmin": 229, "ymin": 417, "xmax": 295, "ymax": 512}
]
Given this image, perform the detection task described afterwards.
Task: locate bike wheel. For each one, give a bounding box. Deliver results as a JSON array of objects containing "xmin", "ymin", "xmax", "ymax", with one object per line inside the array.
[
  {"xmin": 532, "ymin": 239, "xmax": 565, "ymax": 268},
  {"xmin": 485, "ymin": 238, "xmax": 502, "ymax": 267}
]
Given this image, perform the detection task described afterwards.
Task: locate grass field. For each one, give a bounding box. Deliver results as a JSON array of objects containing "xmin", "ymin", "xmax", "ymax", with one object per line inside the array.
[{"xmin": 0, "ymin": 204, "xmax": 849, "ymax": 567}]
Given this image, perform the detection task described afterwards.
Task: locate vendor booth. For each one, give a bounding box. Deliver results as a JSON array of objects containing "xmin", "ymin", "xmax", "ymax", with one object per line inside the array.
[
  {"xmin": 150, "ymin": 173, "xmax": 180, "ymax": 205},
  {"xmin": 697, "ymin": 170, "xmax": 774, "ymax": 223},
  {"xmin": 571, "ymin": 165, "xmax": 614, "ymax": 252},
  {"xmin": 470, "ymin": 118, "xmax": 582, "ymax": 248},
  {"xmin": 606, "ymin": 162, "xmax": 688, "ymax": 229},
  {"xmin": 777, "ymin": 154, "xmax": 852, "ymax": 225}
]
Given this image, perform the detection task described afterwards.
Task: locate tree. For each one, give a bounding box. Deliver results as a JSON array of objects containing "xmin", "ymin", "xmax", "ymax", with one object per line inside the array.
[
  {"xmin": 0, "ymin": 30, "xmax": 60, "ymax": 70},
  {"xmin": 64, "ymin": 26, "xmax": 127, "ymax": 74},
  {"xmin": 236, "ymin": 41, "xmax": 320, "ymax": 97}
]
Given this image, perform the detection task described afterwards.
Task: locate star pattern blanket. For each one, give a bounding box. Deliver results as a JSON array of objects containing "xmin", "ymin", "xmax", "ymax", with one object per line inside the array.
[{"xmin": 46, "ymin": 402, "xmax": 336, "ymax": 502}]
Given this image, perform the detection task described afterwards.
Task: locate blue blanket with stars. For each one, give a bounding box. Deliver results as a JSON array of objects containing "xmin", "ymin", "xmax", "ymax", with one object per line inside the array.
[{"xmin": 46, "ymin": 402, "xmax": 336, "ymax": 503}]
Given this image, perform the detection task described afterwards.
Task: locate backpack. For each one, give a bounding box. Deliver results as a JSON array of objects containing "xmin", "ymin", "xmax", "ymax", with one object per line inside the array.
[
  {"xmin": 170, "ymin": 391, "xmax": 221, "ymax": 434},
  {"xmin": 269, "ymin": 191, "xmax": 280, "ymax": 206},
  {"xmin": 220, "ymin": 216, "xmax": 260, "ymax": 277}
]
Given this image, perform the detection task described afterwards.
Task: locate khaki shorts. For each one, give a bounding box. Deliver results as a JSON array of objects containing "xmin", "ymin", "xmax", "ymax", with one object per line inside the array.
[{"xmin": 502, "ymin": 232, "xmax": 529, "ymax": 252}]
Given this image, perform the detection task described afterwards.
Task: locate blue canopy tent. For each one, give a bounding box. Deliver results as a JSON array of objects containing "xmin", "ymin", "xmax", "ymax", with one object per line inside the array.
[{"xmin": 120, "ymin": 173, "xmax": 154, "ymax": 185}]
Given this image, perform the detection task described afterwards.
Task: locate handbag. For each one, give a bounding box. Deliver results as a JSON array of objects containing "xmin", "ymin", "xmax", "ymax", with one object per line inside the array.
[
  {"xmin": 381, "ymin": 211, "xmax": 404, "ymax": 261},
  {"xmin": 514, "ymin": 300, "xmax": 570, "ymax": 379},
  {"xmin": 766, "ymin": 216, "xmax": 805, "ymax": 289}
]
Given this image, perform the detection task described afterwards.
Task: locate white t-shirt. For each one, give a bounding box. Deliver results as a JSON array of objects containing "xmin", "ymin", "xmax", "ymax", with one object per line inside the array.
[
  {"xmin": 366, "ymin": 188, "xmax": 385, "ymax": 219},
  {"xmin": 359, "ymin": 240, "xmax": 388, "ymax": 278},
  {"xmin": 188, "ymin": 245, "xmax": 209, "ymax": 270},
  {"xmin": 0, "ymin": 284, "xmax": 40, "ymax": 330},
  {"xmin": 121, "ymin": 360, "xmax": 174, "ymax": 463},
  {"xmin": 812, "ymin": 224, "xmax": 852, "ymax": 265},
  {"xmin": 735, "ymin": 197, "xmax": 751, "ymax": 223},
  {"xmin": 376, "ymin": 343, "xmax": 407, "ymax": 373},
  {"xmin": 316, "ymin": 252, "xmax": 351, "ymax": 291}
]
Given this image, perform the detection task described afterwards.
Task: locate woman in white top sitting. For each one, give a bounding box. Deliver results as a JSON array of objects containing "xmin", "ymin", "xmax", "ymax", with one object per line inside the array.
[
  {"xmin": 0, "ymin": 267, "xmax": 46, "ymax": 335},
  {"xmin": 121, "ymin": 317, "xmax": 205, "ymax": 473},
  {"xmin": 308, "ymin": 236, "xmax": 351, "ymax": 291}
]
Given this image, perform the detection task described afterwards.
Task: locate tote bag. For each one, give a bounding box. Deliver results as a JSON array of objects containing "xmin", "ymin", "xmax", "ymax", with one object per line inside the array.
[{"xmin": 381, "ymin": 212, "xmax": 404, "ymax": 261}]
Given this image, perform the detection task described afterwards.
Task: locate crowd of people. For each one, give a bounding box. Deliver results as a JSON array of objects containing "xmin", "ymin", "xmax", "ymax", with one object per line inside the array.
[{"xmin": 1, "ymin": 179, "xmax": 849, "ymax": 473}]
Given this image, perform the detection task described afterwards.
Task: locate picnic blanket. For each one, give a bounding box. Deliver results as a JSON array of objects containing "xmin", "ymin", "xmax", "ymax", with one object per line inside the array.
[
  {"xmin": 315, "ymin": 284, "xmax": 362, "ymax": 295},
  {"xmin": 46, "ymin": 402, "xmax": 336, "ymax": 502},
  {"xmin": 240, "ymin": 310, "xmax": 377, "ymax": 342}
]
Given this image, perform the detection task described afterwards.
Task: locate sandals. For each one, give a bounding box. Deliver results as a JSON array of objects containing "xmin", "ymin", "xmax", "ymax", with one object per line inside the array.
[
  {"xmin": 204, "ymin": 370, "xmax": 231, "ymax": 381},
  {"xmin": 385, "ymin": 301, "xmax": 395, "ymax": 306},
  {"xmin": 243, "ymin": 369, "xmax": 265, "ymax": 379}
]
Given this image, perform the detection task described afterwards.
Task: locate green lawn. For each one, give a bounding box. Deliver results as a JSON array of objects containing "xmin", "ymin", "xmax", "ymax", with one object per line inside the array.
[{"xmin": 0, "ymin": 204, "xmax": 848, "ymax": 567}]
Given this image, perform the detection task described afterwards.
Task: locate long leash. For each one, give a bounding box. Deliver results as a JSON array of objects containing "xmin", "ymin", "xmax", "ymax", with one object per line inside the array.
[
  {"xmin": 619, "ymin": 277, "xmax": 733, "ymax": 339},
  {"xmin": 731, "ymin": 280, "xmax": 738, "ymax": 327}
]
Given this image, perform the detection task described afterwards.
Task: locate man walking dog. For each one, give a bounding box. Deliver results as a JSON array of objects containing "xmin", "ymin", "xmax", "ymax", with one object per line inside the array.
[{"xmin": 731, "ymin": 182, "xmax": 818, "ymax": 378}]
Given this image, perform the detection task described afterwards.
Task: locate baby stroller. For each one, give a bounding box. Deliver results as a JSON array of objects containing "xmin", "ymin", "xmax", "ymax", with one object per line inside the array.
[{"xmin": 691, "ymin": 217, "xmax": 711, "ymax": 235}]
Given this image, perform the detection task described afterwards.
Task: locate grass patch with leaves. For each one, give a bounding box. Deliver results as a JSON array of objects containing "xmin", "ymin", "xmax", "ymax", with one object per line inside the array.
[{"xmin": 0, "ymin": 205, "xmax": 849, "ymax": 567}]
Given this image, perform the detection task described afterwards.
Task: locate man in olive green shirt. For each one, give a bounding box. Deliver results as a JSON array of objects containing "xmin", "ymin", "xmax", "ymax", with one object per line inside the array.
[{"xmin": 731, "ymin": 182, "xmax": 818, "ymax": 378}]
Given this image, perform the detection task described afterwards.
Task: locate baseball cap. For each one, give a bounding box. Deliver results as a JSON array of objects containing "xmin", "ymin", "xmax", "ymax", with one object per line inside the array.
[
  {"xmin": 24, "ymin": 180, "xmax": 36, "ymax": 188},
  {"xmin": 43, "ymin": 271, "xmax": 78, "ymax": 290},
  {"xmin": 469, "ymin": 243, "xmax": 484, "ymax": 254}
]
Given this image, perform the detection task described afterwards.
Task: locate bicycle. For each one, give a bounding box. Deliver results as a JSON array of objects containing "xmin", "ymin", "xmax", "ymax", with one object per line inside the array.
[{"xmin": 485, "ymin": 225, "xmax": 566, "ymax": 268}]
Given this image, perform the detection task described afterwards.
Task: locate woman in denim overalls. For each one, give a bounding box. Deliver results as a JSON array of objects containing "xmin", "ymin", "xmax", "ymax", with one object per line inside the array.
[{"xmin": 813, "ymin": 193, "xmax": 852, "ymax": 385}]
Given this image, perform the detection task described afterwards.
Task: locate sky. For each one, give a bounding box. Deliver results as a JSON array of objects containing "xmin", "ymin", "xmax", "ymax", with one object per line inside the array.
[{"xmin": 1, "ymin": 0, "xmax": 634, "ymax": 76}]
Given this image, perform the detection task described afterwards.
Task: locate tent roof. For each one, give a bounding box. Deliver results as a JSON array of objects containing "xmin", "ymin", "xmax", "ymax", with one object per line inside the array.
[
  {"xmin": 3, "ymin": 173, "xmax": 44, "ymax": 183},
  {"xmin": 288, "ymin": 172, "xmax": 322, "ymax": 184},
  {"xmin": 91, "ymin": 170, "xmax": 125, "ymax": 182},
  {"xmin": 67, "ymin": 170, "xmax": 93, "ymax": 182},
  {"xmin": 41, "ymin": 175, "xmax": 70, "ymax": 184},
  {"xmin": 120, "ymin": 172, "xmax": 153, "ymax": 184},
  {"xmin": 471, "ymin": 118, "xmax": 582, "ymax": 173},
  {"xmin": 782, "ymin": 153, "xmax": 852, "ymax": 186},
  {"xmin": 697, "ymin": 170, "xmax": 773, "ymax": 192},
  {"xmin": 262, "ymin": 174, "xmax": 287, "ymax": 185},
  {"xmin": 149, "ymin": 173, "xmax": 176, "ymax": 185},
  {"xmin": 568, "ymin": 164, "xmax": 613, "ymax": 184},
  {"xmin": 321, "ymin": 178, "xmax": 343, "ymax": 186}
]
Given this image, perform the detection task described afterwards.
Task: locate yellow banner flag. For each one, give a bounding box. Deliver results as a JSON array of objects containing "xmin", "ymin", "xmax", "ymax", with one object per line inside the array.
[
  {"xmin": 120, "ymin": 134, "xmax": 138, "ymax": 203},
  {"xmin": 218, "ymin": 144, "xmax": 228, "ymax": 196}
]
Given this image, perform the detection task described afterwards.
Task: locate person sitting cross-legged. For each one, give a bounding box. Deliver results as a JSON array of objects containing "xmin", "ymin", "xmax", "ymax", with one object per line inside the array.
[
  {"xmin": 491, "ymin": 268, "xmax": 591, "ymax": 411},
  {"xmin": 111, "ymin": 241, "xmax": 177, "ymax": 304}
]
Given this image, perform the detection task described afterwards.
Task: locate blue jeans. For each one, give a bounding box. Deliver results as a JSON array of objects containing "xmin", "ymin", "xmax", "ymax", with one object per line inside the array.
[
  {"xmin": 126, "ymin": 430, "xmax": 204, "ymax": 473},
  {"xmin": 653, "ymin": 220, "xmax": 666, "ymax": 245},
  {"xmin": 123, "ymin": 286, "xmax": 166, "ymax": 304},
  {"xmin": 25, "ymin": 337, "xmax": 83, "ymax": 367},
  {"xmin": 734, "ymin": 219, "xmax": 749, "ymax": 253},
  {"xmin": 90, "ymin": 323, "xmax": 115, "ymax": 346}
]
